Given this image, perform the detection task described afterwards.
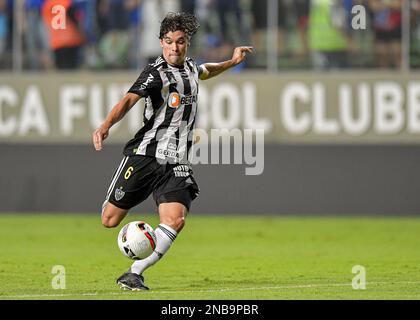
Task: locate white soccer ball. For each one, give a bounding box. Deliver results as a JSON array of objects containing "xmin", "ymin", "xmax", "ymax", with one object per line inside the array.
[{"xmin": 117, "ymin": 221, "xmax": 157, "ymax": 260}]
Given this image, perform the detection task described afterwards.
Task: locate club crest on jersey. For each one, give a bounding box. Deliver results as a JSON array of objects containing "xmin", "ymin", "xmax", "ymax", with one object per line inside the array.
[
  {"xmin": 115, "ymin": 187, "xmax": 125, "ymax": 201},
  {"xmin": 168, "ymin": 92, "xmax": 181, "ymax": 108}
]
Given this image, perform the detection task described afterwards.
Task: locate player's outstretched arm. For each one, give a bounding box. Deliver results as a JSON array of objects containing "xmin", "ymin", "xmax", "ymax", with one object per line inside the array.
[
  {"xmin": 92, "ymin": 92, "xmax": 140, "ymax": 151},
  {"xmin": 199, "ymin": 46, "xmax": 253, "ymax": 80}
]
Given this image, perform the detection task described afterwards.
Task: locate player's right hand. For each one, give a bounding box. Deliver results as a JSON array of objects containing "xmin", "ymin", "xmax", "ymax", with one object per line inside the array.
[{"xmin": 93, "ymin": 126, "xmax": 109, "ymax": 151}]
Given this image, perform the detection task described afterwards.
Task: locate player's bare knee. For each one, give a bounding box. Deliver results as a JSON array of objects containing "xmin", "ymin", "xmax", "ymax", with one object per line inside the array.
[
  {"xmin": 101, "ymin": 203, "xmax": 127, "ymax": 228},
  {"xmin": 101, "ymin": 210, "xmax": 119, "ymax": 228},
  {"xmin": 102, "ymin": 216, "xmax": 118, "ymax": 228}
]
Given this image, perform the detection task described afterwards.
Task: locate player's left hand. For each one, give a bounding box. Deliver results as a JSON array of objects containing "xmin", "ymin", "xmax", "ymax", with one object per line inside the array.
[{"xmin": 231, "ymin": 46, "xmax": 254, "ymax": 66}]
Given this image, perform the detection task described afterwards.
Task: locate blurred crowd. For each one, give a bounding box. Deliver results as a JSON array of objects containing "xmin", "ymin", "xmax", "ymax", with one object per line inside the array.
[{"xmin": 1, "ymin": 0, "xmax": 420, "ymax": 71}]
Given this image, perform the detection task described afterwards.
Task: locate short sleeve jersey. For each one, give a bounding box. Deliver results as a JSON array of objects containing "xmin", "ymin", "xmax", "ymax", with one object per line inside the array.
[{"xmin": 125, "ymin": 55, "xmax": 203, "ymax": 163}]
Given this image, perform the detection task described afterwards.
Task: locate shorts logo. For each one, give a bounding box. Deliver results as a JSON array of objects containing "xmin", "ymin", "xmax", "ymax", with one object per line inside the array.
[
  {"xmin": 115, "ymin": 187, "xmax": 125, "ymax": 201},
  {"xmin": 169, "ymin": 92, "xmax": 181, "ymax": 108},
  {"xmin": 173, "ymin": 165, "xmax": 190, "ymax": 177}
]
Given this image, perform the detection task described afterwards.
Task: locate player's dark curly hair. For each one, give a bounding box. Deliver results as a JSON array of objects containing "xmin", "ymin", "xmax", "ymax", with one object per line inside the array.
[{"xmin": 159, "ymin": 12, "xmax": 200, "ymax": 40}]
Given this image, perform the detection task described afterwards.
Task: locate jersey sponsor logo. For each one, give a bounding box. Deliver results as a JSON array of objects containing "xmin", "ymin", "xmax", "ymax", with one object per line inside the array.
[
  {"xmin": 169, "ymin": 92, "xmax": 181, "ymax": 108},
  {"xmin": 168, "ymin": 92, "xmax": 197, "ymax": 108},
  {"xmin": 157, "ymin": 148, "xmax": 180, "ymax": 158},
  {"xmin": 181, "ymin": 95, "xmax": 197, "ymax": 105},
  {"xmin": 115, "ymin": 187, "xmax": 125, "ymax": 201}
]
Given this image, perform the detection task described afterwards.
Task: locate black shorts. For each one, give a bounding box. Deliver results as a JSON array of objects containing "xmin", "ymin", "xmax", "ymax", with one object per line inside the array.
[{"xmin": 104, "ymin": 155, "xmax": 200, "ymax": 211}]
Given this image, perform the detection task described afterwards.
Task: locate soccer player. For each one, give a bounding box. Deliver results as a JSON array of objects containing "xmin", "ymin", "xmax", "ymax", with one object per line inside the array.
[{"xmin": 92, "ymin": 12, "xmax": 253, "ymax": 291}]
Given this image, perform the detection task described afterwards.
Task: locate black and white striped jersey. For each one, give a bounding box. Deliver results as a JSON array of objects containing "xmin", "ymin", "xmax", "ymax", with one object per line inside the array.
[{"xmin": 124, "ymin": 55, "xmax": 202, "ymax": 163}]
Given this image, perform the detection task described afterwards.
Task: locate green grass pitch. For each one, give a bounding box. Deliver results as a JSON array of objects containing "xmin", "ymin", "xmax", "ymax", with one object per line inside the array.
[{"xmin": 0, "ymin": 214, "xmax": 419, "ymax": 300}]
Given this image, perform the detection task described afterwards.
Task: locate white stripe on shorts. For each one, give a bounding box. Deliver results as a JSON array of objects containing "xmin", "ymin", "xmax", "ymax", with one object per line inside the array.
[{"xmin": 105, "ymin": 156, "xmax": 129, "ymax": 201}]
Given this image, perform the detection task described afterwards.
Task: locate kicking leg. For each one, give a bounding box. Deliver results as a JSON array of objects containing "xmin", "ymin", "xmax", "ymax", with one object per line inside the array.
[
  {"xmin": 129, "ymin": 202, "xmax": 187, "ymax": 274},
  {"xmin": 117, "ymin": 201, "xmax": 188, "ymax": 291}
]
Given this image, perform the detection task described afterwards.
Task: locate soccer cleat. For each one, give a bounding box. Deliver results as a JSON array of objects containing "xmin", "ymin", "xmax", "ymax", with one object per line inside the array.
[{"xmin": 116, "ymin": 272, "xmax": 150, "ymax": 291}]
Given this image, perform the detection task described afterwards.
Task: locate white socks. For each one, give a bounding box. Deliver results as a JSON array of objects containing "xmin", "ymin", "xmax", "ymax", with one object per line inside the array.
[{"xmin": 130, "ymin": 224, "xmax": 178, "ymax": 275}]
